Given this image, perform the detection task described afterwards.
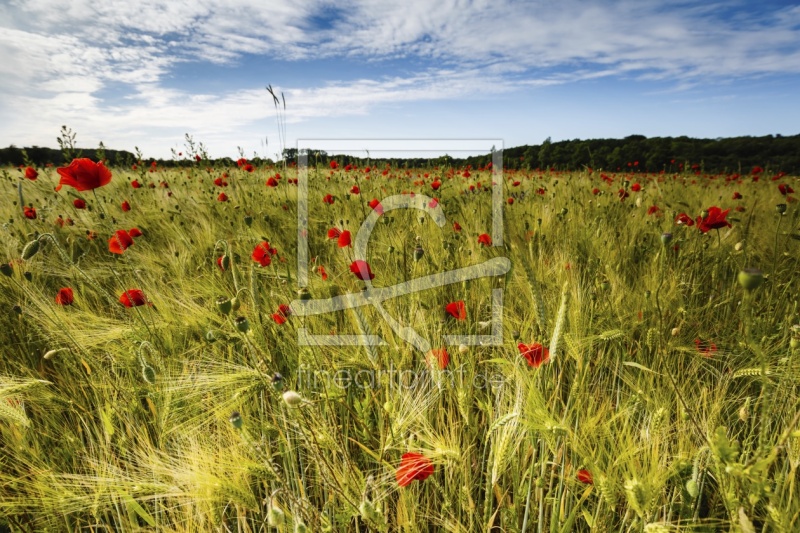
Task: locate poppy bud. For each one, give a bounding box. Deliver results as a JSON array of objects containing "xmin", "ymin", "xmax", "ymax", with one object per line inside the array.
[
  {"xmin": 297, "ymin": 288, "xmax": 311, "ymax": 301},
  {"xmin": 23, "ymin": 271, "xmax": 32, "ymax": 282},
  {"xmin": 272, "ymin": 372, "xmax": 284, "ymax": 390},
  {"xmin": 413, "ymin": 245, "xmax": 424, "ymax": 261},
  {"xmin": 512, "ymin": 330, "xmax": 520, "ymax": 340},
  {"xmin": 216, "ymin": 296, "xmax": 232, "ymax": 315},
  {"xmin": 21, "ymin": 239, "xmax": 40, "ymax": 260},
  {"xmin": 738, "ymin": 268, "xmax": 764, "ymax": 291},
  {"xmin": 791, "ymin": 337, "xmax": 799, "ymax": 350},
  {"xmin": 205, "ymin": 330, "xmax": 217, "ymax": 343},
  {"xmin": 229, "ymin": 411, "xmax": 243, "ymax": 429},
  {"xmin": 244, "ymin": 215, "xmax": 253, "ymax": 226},
  {"xmin": 458, "ymin": 344, "xmax": 469, "ymax": 354},
  {"xmin": 267, "ymin": 499, "xmax": 285, "ymax": 527},
  {"xmin": 661, "ymin": 232, "xmax": 673, "ymax": 246},
  {"xmin": 700, "ymin": 209, "xmax": 709, "ymax": 219},
  {"xmin": 282, "ymin": 390, "xmax": 304, "ymax": 407},
  {"xmin": 0, "ymin": 263, "xmax": 12, "ymax": 277},
  {"xmin": 294, "ymin": 521, "xmax": 308, "ymax": 533},
  {"xmin": 219, "ymin": 255, "xmax": 230, "ymax": 270},
  {"xmin": 235, "ymin": 316, "xmax": 250, "ymax": 333},
  {"xmin": 776, "ymin": 203, "xmax": 787, "ymax": 214},
  {"xmin": 600, "ymin": 280, "xmax": 611, "ymax": 291}
]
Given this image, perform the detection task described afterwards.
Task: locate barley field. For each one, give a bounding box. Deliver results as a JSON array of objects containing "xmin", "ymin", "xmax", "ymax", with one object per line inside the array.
[{"xmin": 1, "ymin": 152, "xmax": 799, "ymax": 532}]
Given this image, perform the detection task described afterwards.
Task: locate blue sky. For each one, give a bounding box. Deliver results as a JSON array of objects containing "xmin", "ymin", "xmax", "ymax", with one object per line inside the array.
[{"xmin": 1, "ymin": 0, "xmax": 799, "ymax": 159}]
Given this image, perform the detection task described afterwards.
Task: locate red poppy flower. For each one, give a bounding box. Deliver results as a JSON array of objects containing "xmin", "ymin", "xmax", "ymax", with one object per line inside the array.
[
  {"xmin": 244, "ymin": 164, "xmax": 254, "ymax": 173},
  {"xmin": 368, "ymin": 199, "xmax": 384, "ymax": 215},
  {"xmin": 647, "ymin": 205, "xmax": 660, "ymax": 215},
  {"xmin": 327, "ymin": 228, "xmax": 342, "ymax": 239},
  {"xmin": 631, "ymin": 183, "xmax": 641, "ymax": 192},
  {"xmin": 337, "ymin": 230, "xmax": 352, "ymax": 248},
  {"xmin": 330, "ymin": 160, "xmax": 339, "ymax": 169},
  {"xmin": 318, "ymin": 265, "xmax": 328, "ymax": 280},
  {"xmin": 592, "ymin": 187, "xmax": 600, "ymax": 195},
  {"xmin": 675, "ymin": 213, "xmax": 694, "ymax": 226},
  {"xmin": 431, "ymin": 180, "xmax": 442, "ymax": 190},
  {"xmin": 779, "ymin": 184, "xmax": 794, "ymax": 196},
  {"xmin": 445, "ymin": 300, "xmax": 466, "ymax": 320},
  {"xmin": 216, "ymin": 255, "xmax": 227, "ymax": 271},
  {"xmin": 23, "ymin": 206, "xmax": 36, "ymax": 219},
  {"xmin": 121, "ymin": 200, "xmax": 131, "ymax": 212},
  {"xmin": 55, "ymin": 158, "xmax": 112, "ymax": 192},
  {"xmin": 350, "ymin": 185, "xmax": 360, "ymax": 194},
  {"xmin": 577, "ymin": 469, "xmax": 593, "ymax": 484},
  {"xmin": 73, "ymin": 198, "xmax": 86, "ymax": 209},
  {"xmin": 426, "ymin": 348, "xmax": 449, "ymax": 370},
  {"xmin": 24, "ymin": 167, "xmax": 38, "ymax": 180},
  {"xmin": 236, "ymin": 158, "xmax": 248, "ymax": 167},
  {"xmin": 109, "ymin": 229, "xmax": 134, "ymax": 254},
  {"xmin": 252, "ymin": 241, "xmax": 272, "ymax": 267},
  {"xmin": 618, "ymin": 188, "xmax": 629, "ymax": 201},
  {"xmin": 696, "ymin": 206, "xmax": 731, "ymax": 233},
  {"xmin": 217, "ymin": 192, "xmax": 228, "ymax": 202},
  {"xmin": 694, "ymin": 338, "xmax": 717, "ymax": 357},
  {"xmin": 512, "ymin": 180, "xmax": 521, "ymax": 187},
  {"xmin": 55, "ymin": 287, "xmax": 74, "ymax": 306},
  {"xmin": 507, "ymin": 197, "xmax": 514, "ymax": 205},
  {"xmin": 462, "ymin": 170, "xmax": 471, "ymax": 178},
  {"xmin": 453, "ymin": 221, "xmax": 462, "ymax": 232},
  {"xmin": 266, "ymin": 177, "xmax": 279, "ymax": 187},
  {"xmin": 518, "ymin": 342, "xmax": 550, "ymax": 368},
  {"xmin": 477, "ymin": 233, "xmax": 492, "ymax": 246},
  {"xmin": 349, "ymin": 260, "xmax": 375, "ymax": 280},
  {"xmin": 128, "ymin": 228, "xmax": 143, "ymax": 238},
  {"xmin": 120, "ymin": 289, "xmax": 146, "ymax": 307},
  {"xmin": 396, "ymin": 452, "xmax": 434, "ymax": 487},
  {"xmin": 322, "ymin": 194, "xmax": 335, "ymax": 205},
  {"xmin": 214, "ymin": 177, "xmax": 228, "ymax": 187},
  {"xmin": 131, "ymin": 180, "xmax": 141, "ymax": 189},
  {"xmin": 272, "ymin": 303, "xmax": 292, "ymax": 324},
  {"xmin": 732, "ymin": 192, "xmax": 742, "ymax": 200}
]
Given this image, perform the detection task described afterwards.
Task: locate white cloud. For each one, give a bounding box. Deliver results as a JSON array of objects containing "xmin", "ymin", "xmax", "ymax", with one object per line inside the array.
[{"xmin": 2, "ymin": 0, "xmax": 800, "ymax": 156}]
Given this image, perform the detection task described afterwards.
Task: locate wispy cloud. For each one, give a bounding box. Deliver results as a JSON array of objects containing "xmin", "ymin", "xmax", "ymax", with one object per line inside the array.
[{"xmin": 2, "ymin": 0, "xmax": 799, "ymax": 155}]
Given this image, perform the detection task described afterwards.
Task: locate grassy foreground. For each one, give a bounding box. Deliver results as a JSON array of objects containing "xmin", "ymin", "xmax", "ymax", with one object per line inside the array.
[{"xmin": 1, "ymin": 159, "xmax": 799, "ymax": 532}]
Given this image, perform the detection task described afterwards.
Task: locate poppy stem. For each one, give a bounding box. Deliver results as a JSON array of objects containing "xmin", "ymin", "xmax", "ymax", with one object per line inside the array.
[
  {"xmin": 17, "ymin": 181, "xmax": 25, "ymax": 212},
  {"xmin": 91, "ymin": 188, "xmax": 109, "ymax": 222},
  {"xmin": 771, "ymin": 214, "xmax": 782, "ymax": 277}
]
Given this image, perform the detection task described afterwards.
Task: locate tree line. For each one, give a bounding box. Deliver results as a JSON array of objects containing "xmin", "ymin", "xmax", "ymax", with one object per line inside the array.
[{"xmin": 3, "ymin": 133, "xmax": 799, "ymax": 174}]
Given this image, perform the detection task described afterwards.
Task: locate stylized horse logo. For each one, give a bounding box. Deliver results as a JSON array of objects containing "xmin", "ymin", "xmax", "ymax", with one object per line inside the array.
[{"xmin": 291, "ymin": 193, "xmax": 509, "ymax": 352}]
